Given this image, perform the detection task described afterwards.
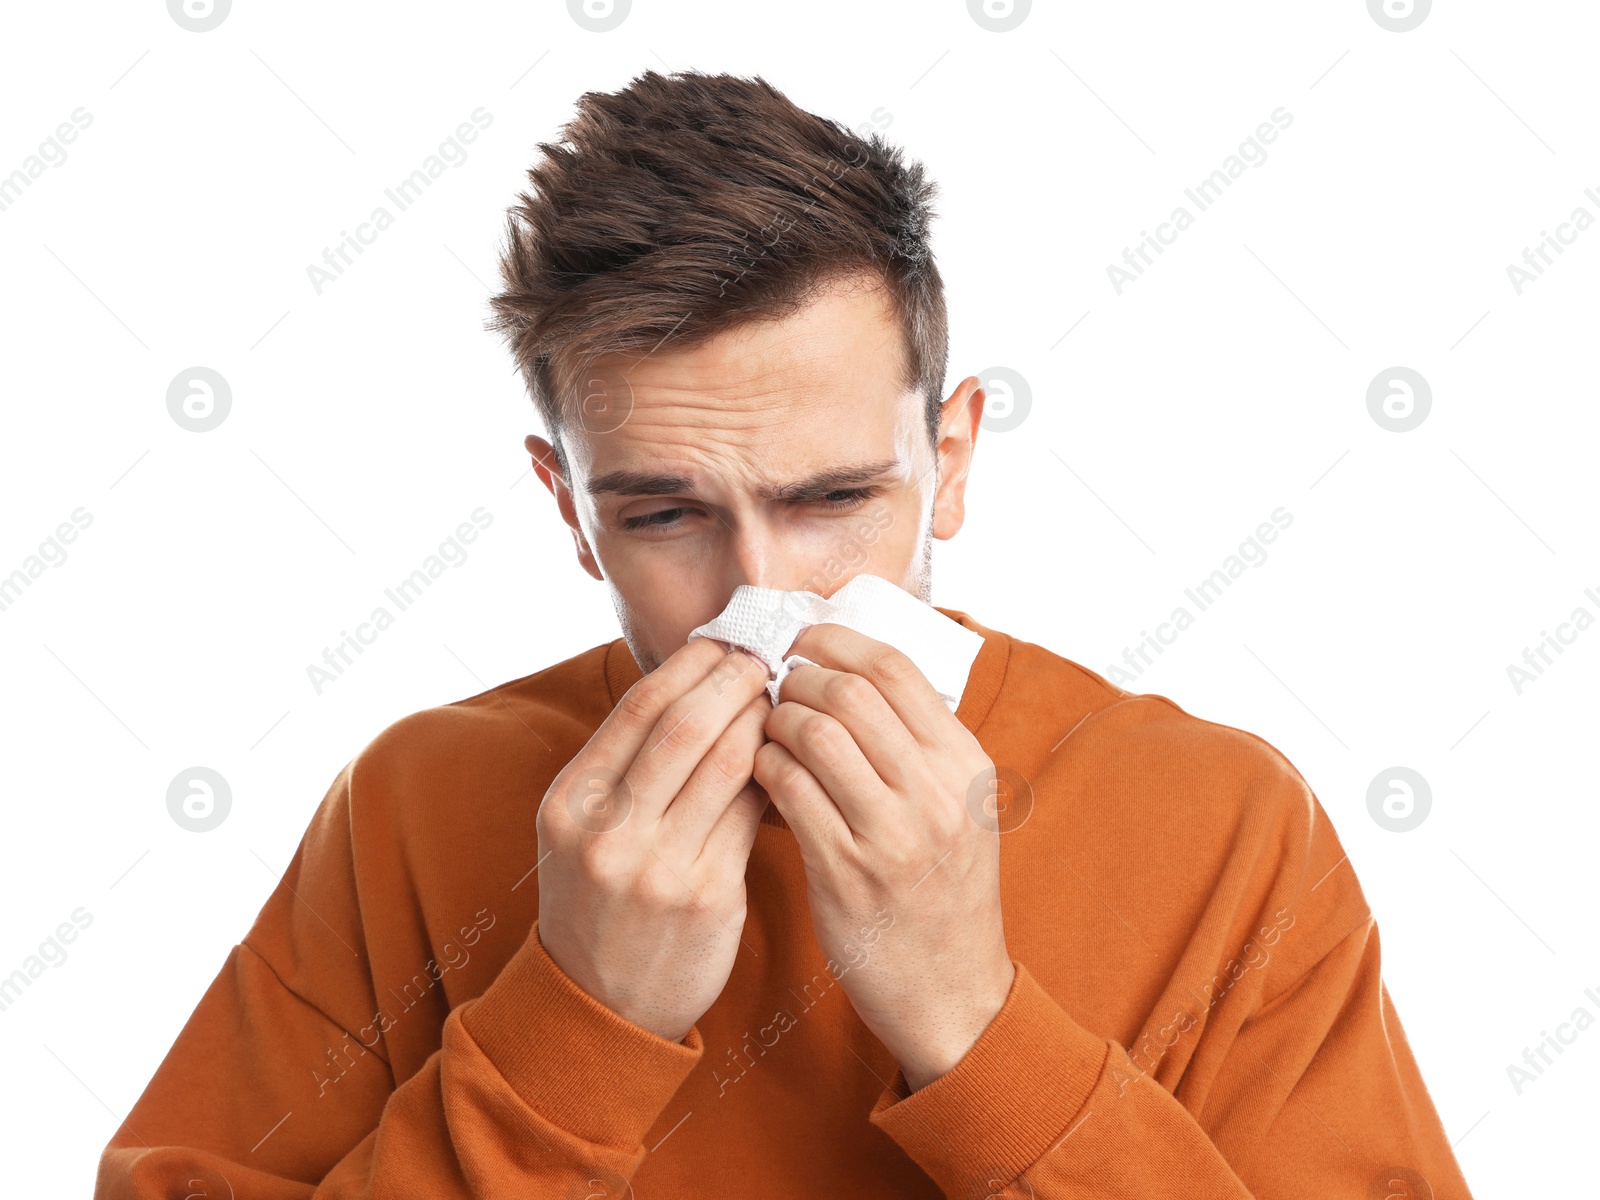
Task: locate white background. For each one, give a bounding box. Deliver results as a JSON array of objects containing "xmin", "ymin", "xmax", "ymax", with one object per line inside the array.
[{"xmin": 1, "ymin": 1, "xmax": 1594, "ymax": 1194}]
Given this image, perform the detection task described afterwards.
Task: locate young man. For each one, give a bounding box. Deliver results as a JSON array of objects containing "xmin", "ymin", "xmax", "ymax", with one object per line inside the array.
[{"xmin": 98, "ymin": 70, "xmax": 1474, "ymax": 1199}]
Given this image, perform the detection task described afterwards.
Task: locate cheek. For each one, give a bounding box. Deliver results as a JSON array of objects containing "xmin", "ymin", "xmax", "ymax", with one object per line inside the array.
[
  {"xmin": 588, "ymin": 539, "xmax": 726, "ymax": 665},
  {"xmin": 793, "ymin": 496, "xmax": 923, "ymax": 597},
  {"xmin": 854, "ymin": 496, "xmax": 925, "ymax": 570}
]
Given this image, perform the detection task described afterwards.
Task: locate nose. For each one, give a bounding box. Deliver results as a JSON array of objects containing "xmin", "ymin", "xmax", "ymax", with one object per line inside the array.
[
  {"xmin": 721, "ymin": 509, "xmax": 840, "ymax": 598},
  {"xmin": 723, "ymin": 515, "xmax": 781, "ymax": 592},
  {"xmin": 713, "ymin": 518, "xmax": 824, "ymax": 657}
]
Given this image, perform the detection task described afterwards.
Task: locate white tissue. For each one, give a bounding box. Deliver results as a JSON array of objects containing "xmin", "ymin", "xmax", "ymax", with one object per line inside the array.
[{"xmin": 686, "ymin": 573, "xmax": 985, "ymax": 710}]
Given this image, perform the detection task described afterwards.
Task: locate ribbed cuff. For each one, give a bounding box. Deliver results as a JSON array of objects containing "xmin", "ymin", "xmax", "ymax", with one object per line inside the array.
[
  {"xmin": 461, "ymin": 921, "xmax": 703, "ymax": 1151},
  {"xmin": 868, "ymin": 960, "xmax": 1107, "ymax": 1197}
]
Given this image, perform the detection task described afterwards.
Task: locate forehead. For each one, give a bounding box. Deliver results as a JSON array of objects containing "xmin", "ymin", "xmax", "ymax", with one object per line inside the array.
[
  {"xmin": 563, "ymin": 276, "xmax": 920, "ymax": 476},
  {"xmin": 623, "ymin": 273, "xmax": 904, "ymax": 403}
]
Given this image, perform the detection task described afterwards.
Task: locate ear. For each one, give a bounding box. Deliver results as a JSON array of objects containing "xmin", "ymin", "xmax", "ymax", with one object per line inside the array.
[
  {"xmin": 525, "ymin": 433, "xmax": 603, "ymax": 581},
  {"xmin": 930, "ymin": 376, "xmax": 984, "ymax": 541}
]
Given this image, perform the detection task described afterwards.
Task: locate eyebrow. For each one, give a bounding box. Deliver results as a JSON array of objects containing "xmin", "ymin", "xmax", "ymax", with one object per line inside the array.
[{"xmin": 586, "ymin": 458, "xmax": 902, "ymax": 502}]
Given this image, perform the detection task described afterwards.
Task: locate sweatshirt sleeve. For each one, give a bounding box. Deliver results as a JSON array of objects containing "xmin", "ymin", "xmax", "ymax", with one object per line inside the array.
[
  {"xmin": 867, "ymin": 916, "xmax": 1474, "ymax": 1200},
  {"xmin": 95, "ymin": 759, "xmax": 704, "ymax": 1199}
]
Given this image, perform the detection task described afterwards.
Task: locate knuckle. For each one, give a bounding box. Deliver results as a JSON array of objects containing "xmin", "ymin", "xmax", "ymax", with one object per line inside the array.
[
  {"xmin": 865, "ymin": 849, "xmax": 911, "ymax": 891},
  {"xmin": 776, "ymin": 756, "xmax": 811, "ymax": 794},
  {"xmin": 866, "ymin": 648, "xmax": 917, "ymax": 689},
  {"xmin": 752, "ymin": 742, "xmax": 804, "ymax": 792},
  {"xmin": 824, "ymin": 671, "xmax": 875, "ymax": 711},
  {"xmin": 688, "ymin": 752, "xmax": 736, "ymax": 800},
  {"xmin": 752, "ymin": 740, "xmax": 784, "ymax": 779},
  {"xmin": 538, "ymin": 775, "xmax": 580, "ymax": 836},
  {"xmin": 583, "ymin": 837, "xmax": 632, "ymax": 882},
  {"xmin": 928, "ymin": 805, "xmax": 967, "ymax": 846},
  {"xmin": 797, "ymin": 713, "xmax": 843, "ymax": 758},
  {"xmin": 634, "ymin": 862, "xmax": 687, "ymax": 910},
  {"xmin": 708, "ymin": 650, "xmax": 762, "ymax": 696},
  {"xmin": 534, "ymin": 790, "xmax": 558, "ymax": 836},
  {"xmin": 771, "ymin": 764, "xmax": 806, "ymax": 793},
  {"xmin": 618, "ymin": 677, "xmax": 668, "ymax": 727},
  {"xmin": 699, "ymin": 739, "xmax": 753, "ymax": 795},
  {"xmin": 654, "ymin": 700, "xmax": 710, "ymax": 754}
]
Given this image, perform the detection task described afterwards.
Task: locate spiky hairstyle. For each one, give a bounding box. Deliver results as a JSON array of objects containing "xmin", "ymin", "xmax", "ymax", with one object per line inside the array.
[{"xmin": 486, "ymin": 69, "xmax": 948, "ymax": 468}]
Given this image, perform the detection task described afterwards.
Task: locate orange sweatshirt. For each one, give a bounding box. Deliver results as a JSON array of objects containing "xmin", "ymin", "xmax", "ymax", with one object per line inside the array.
[{"xmin": 97, "ymin": 609, "xmax": 1475, "ymax": 1199}]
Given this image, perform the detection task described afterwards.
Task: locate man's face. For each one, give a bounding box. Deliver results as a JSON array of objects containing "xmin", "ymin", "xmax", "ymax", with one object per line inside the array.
[{"xmin": 528, "ymin": 272, "xmax": 983, "ymax": 672}]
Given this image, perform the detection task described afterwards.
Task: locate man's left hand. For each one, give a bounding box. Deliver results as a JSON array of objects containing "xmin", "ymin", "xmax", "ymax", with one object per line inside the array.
[{"xmin": 753, "ymin": 622, "xmax": 1016, "ymax": 1093}]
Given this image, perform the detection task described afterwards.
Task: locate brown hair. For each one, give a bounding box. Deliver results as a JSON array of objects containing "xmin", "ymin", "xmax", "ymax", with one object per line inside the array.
[{"xmin": 485, "ymin": 69, "xmax": 948, "ymax": 473}]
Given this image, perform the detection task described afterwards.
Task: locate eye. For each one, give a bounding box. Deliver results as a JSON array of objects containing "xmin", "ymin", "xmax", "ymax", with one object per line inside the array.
[
  {"xmin": 619, "ymin": 506, "xmax": 694, "ymax": 531},
  {"xmin": 814, "ymin": 487, "xmax": 876, "ymax": 510},
  {"xmin": 617, "ymin": 487, "xmax": 879, "ymax": 532}
]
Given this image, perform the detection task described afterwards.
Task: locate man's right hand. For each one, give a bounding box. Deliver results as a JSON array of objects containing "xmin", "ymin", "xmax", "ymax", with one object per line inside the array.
[{"xmin": 533, "ymin": 638, "xmax": 775, "ymax": 1043}]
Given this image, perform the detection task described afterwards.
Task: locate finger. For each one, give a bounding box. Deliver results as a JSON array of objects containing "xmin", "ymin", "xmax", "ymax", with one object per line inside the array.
[
  {"xmin": 787, "ymin": 623, "xmax": 954, "ymax": 753},
  {"xmin": 775, "ymin": 660, "xmax": 921, "ymax": 790},
  {"xmin": 752, "ymin": 739, "xmax": 853, "ymax": 862},
  {"xmin": 657, "ymin": 690, "xmax": 771, "ymax": 860},
  {"xmin": 624, "ymin": 648, "xmax": 773, "ymax": 825},
  {"xmin": 696, "ymin": 775, "xmax": 771, "ymax": 890},
  {"xmin": 584, "ymin": 635, "xmax": 736, "ymax": 770},
  {"xmin": 763, "ymin": 700, "xmax": 891, "ymax": 838}
]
